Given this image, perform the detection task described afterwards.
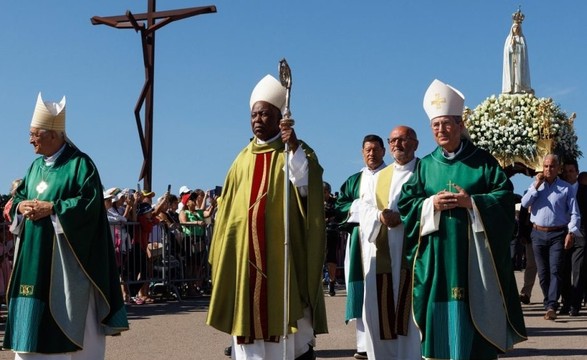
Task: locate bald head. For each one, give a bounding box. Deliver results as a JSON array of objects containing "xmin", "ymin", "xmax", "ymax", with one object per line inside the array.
[{"xmin": 388, "ymin": 126, "xmax": 418, "ymax": 165}]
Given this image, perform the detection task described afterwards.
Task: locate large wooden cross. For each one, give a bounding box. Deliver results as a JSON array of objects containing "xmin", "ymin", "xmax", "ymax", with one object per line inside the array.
[{"xmin": 92, "ymin": 1, "xmax": 216, "ymax": 191}]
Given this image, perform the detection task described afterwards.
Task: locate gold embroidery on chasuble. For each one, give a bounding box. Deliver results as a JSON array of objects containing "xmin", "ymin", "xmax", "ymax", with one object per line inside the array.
[
  {"xmin": 19, "ymin": 285, "xmax": 34, "ymax": 296},
  {"xmin": 451, "ymin": 287, "xmax": 465, "ymax": 300},
  {"xmin": 249, "ymin": 152, "xmax": 272, "ymax": 340}
]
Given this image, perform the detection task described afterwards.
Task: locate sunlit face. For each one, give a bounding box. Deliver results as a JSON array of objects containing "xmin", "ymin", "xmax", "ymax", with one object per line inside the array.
[
  {"xmin": 29, "ymin": 127, "xmax": 52, "ymax": 155},
  {"xmin": 430, "ymin": 116, "xmax": 463, "ymax": 152},
  {"xmin": 251, "ymin": 101, "xmax": 281, "ymax": 141},
  {"xmin": 388, "ymin": 127, "xmax": 418, "ymax": 165},
  {"xmin": 362, "ymin": 141, "xmax": 385, "ymax": 170},
  {"xmin": 542, "ymin": 155, "xmax": 560, "ymax": 182}
]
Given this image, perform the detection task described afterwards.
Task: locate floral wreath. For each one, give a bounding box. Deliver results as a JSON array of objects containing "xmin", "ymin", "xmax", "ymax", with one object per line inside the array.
[{"xmin": 464, "ymin": 93, "xmax": 581, "ymax": 170}]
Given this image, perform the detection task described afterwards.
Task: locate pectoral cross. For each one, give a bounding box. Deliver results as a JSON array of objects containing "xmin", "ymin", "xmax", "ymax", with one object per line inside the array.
[{"xmin": 91, "ymin": 2, "xmax": 216, "ymax": 191}]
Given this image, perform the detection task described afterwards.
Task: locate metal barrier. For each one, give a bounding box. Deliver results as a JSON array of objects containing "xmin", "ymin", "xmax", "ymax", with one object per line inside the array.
[
  {"xmin": 111, "ymin": 221, "xmax": 212, "ymax": 301},
  {"xmin": 0, "ymin": 220, "xmax": 212, "ymax": 302},
  {"xmin": 0, "ymin": 221, "xmax": 14, "ymax": 300}
]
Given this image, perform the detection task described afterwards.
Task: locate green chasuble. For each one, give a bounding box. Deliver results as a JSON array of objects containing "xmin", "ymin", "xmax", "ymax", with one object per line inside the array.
[
  {"xmin": 4, "ymin": 143, "xmax": 129, "ymax": 354},
  {"xmin": 334, "ymin": 171, "xmax": 364, "ymax": 322},
  {"xmin": 398, "ymin": 140, "xmax": 526, "ymax": 360},
  {"xmin": 207, "ymin": 138, "xmax": 327, "ymax": 339}
]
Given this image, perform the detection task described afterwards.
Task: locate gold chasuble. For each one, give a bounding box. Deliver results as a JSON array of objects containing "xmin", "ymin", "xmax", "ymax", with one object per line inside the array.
[{"xmin": 207, "ymin": 138, "xmax": 327, "ymax": 341}]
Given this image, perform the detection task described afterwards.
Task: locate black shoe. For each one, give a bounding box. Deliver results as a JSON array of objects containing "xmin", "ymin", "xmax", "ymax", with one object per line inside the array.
[
  {"xmin": 354, "ymin": 352, "xmax": 368, "ymax": 359},
  {"xmin": 559, "ymin": 306, "xmax": 570, "ymax": 315},
  {"xmin": 569, "ymin": 307, "xmax": 580, "ymax": 317},
  {"xmin": 328, "ymin": 281, "xmax": 336, "ymax": 297},
  {"xmin": 519, "ymin": 293, "xmax": 530, "ymax": 305},
  {"xmin": 224, "ymin": 345, "xmax": 231, "ymax": 357},
  {"xmin": 295, "ymin": 345, "xmax": 316, "ymax": 360}
]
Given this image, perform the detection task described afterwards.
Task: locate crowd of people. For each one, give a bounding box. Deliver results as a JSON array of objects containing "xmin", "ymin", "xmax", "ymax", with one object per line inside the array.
[
  {"xmin": 0, "ymin": 73, "xmax": 583, "ymax": 360},
  {"xmin": 97, "ymin": 185, "xmax": 219, "ymax": 304}
]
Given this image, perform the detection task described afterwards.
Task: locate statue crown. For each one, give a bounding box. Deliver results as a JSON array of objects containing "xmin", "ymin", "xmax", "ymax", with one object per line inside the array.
[{"xmin": 512, "ymin": 9, "xmax": 525, "ymax": 24}]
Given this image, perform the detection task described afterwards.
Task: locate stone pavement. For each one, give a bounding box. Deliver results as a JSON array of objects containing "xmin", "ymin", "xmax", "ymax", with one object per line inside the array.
[{"xmin": 0, "ymin": 271, "xmax": 586, "ymax": 359}]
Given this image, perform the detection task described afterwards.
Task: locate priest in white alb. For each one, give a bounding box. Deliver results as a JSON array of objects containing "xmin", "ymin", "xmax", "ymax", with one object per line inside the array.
[{"xmin": 358, "ymin": 125, "xmax": 421, "ymax": 360}]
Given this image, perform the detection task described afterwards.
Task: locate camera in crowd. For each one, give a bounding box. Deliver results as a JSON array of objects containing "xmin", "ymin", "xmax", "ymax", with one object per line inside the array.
[{"xmin": 208, "ymin": 186, "xmax": 223, "ymax": 198}]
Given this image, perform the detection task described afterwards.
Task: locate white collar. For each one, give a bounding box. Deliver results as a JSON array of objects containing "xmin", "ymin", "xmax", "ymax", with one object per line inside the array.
[
  {"xmin": 442, "ymin": 141, "xmax": 463, "ymax": 159},
  {"xmin": 256, "ymin": 132, "xmax": 281, "ymax": 144},
  {"xmin": 393, "ymin": 157, "xmax": 417, "ymax": 171},
  {"xmin": 44, "ymin": 143, "xmax": 67, "ymax": 166},
  {"xmin": 362, "ymin": 162, "xmax": 387, "ymax": 175}
]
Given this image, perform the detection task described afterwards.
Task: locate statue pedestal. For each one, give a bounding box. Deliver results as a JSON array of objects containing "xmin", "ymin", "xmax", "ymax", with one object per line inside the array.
[{"xmin": 497, "ymin": 139, "xmax": 553, "ymax": 177}]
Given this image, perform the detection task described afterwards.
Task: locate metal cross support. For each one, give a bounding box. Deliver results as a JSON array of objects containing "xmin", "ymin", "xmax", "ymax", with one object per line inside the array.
[{"xmin": 92, "ymin": 1, "xmax": 216, "ymax": 191}]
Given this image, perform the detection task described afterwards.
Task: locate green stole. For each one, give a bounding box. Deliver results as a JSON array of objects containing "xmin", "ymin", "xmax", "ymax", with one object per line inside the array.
[{"xmin": 339, "ymin": 173, "xmax": 364, "ymax": 322}]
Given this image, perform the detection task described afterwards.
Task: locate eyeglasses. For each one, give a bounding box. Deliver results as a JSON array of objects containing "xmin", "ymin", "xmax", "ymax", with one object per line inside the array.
[
  {"xmin": 387, "ymin": 136, "xmax": 413, "ymax": 145},
  {"xmin": 29, "ymin": 130, "xmax": 47, "ymax": 140}
]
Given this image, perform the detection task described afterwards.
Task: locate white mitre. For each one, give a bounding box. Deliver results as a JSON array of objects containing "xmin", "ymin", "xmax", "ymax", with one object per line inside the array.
[
  {"xmin": 249, "ymin": 74, "xmax": 286, "ymax": 113},
  {"xmin": 423, "ymin": 79, "xmax": 465, "ymax": 121},
  {"xmin": 30, "ymin": 92, "xmax": 66, "ymax": 131}
]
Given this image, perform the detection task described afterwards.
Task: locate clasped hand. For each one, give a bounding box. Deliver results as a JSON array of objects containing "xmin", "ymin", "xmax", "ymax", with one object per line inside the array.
[
  {"xmin": 380, "ymin": 209, "xmax": 401, "ymax": 228},
  {"xmin": 434, "ymin": 184, "xmax": 472, "ymax": 211},
  {"xmin": 18, "ymin": 199, "xmax": 53, "ymax": 221}
]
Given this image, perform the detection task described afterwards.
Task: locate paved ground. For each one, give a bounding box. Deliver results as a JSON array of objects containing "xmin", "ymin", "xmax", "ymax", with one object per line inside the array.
[{"xmin": 0, "ymin": 271, "xmax": 586, "ymax": 359}]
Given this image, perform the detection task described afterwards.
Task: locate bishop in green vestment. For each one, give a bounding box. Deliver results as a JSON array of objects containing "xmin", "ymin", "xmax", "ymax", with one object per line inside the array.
[
  {"xmin": 3, "ymin": 93, "xmax": 128, "ymax": 356},
  {"xmin": 206, "ymin": 74, "xmax": 327, "ymax": 360},
  {"xmin": 397, "ymin": 80, "xmax": 526, "ymax": 360}
]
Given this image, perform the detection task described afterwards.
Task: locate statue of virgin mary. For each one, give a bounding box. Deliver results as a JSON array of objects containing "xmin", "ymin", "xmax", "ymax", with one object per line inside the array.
[{"xmin": 502, "ymin": 9, "xmax": 533, "ymax": 94}]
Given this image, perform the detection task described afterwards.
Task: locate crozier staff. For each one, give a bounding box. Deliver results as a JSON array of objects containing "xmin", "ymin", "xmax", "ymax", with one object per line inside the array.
[{"xmin": 207, "ymin": 72, "xmax": 327, "ymax": 360}]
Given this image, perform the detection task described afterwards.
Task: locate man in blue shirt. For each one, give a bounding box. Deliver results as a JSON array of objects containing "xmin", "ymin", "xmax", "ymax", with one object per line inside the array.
[{"xmin": 521, "ymin": 154, "xmax": 581, "ymax": 320}]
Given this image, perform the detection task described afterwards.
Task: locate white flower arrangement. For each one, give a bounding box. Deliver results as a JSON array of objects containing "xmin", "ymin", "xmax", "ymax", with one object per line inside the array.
[{"xmin": 464, "ymin": 93, "xmax": 581, "ymax": 168}]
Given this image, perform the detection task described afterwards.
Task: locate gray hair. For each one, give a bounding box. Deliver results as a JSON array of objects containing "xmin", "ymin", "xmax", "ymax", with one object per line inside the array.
[{"xmin": 543, "ymin": 153, "xmax": 560, "ymax": 166}]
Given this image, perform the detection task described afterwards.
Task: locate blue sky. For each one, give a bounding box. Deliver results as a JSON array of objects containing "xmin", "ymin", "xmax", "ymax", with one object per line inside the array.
[{"xmin": 1, "ymin": 1, "xmax": 586, "ymax": 197}]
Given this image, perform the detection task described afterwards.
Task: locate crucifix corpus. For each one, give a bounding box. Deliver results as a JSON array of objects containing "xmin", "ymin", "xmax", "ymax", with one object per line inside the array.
[{"xmin": 91, "ymin": 1, "xmax": 217, "ymax": 191}]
